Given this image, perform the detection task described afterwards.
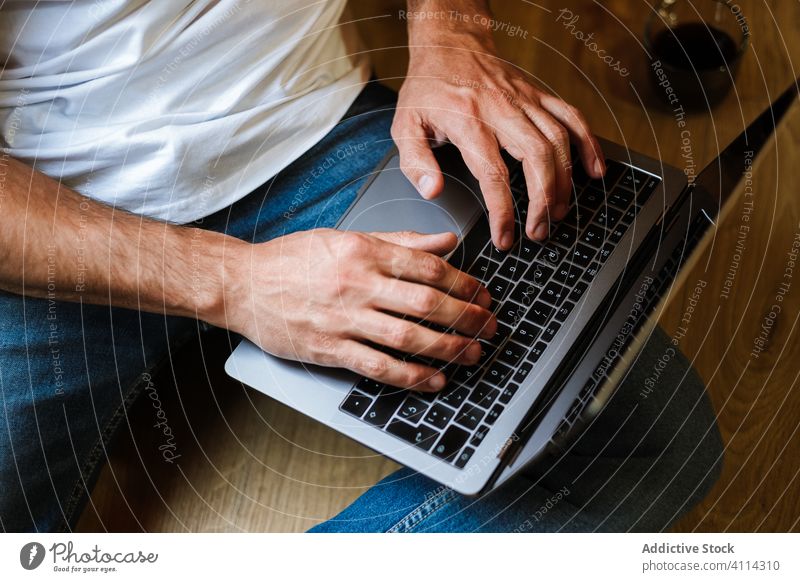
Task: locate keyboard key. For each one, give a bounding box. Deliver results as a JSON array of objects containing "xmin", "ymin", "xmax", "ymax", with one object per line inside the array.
[
  {"xmin": 487, "ymin": 276, "xmax": 513, "ymax": 301},
  {"xmin": 364, "ymin": 390, "xmax": 406, "ymax": 428},
  {"xmin": 539, "ymin": 244, "xmax": 566, "ymax": 266},
  {"xmin": 581, "ymin": 224, "xmax": 608, "ymax": 249},
  {"xmin": 572, "ymin": 159, "xmax": 589, "ymax": 186},
  {"xmin": 528, "ymin": 341, "xmax": 548, "ymax": 363},
  {"xmin": 525, "ymin": 262, "xmax": 554, "ymax": 287},
  {"xmin": 398, "ymin": 396, "xmax": 429, "ymax": 423},
  {"xmin": 486, "ymin": 322, "xmax": 512, "ymax": 346},
  {"xmin": 511, "ymin": 321, "xmax": 541, "ymax": 344},
  {"xmin": 563, "ymin": 204, "xmax": 589, "ymax": 230},
  {"xmin": 497, "ymin": 258, "xmax": 525, "ymax": 281},
  {"xmin": 619, "ymin": 167, "xmax": 649, "ymax": 192},
  {"xmin": 470, "ymin": 424, "xmax": 491, "ymax": 446},
  {"xmin": 526, "ymin": 301, "xmax": 554, "ymax": 326},
  {"xmin": 601, "ymin": 160, "xmax": 627, "ymax": 186},
  {"xmin": 432, "ymin": 425, "xmax": 470, "ymax": 461},
  {"xmin": 552, "ymin": 225, "xmax": 577, "ymax": 248},
  {"xmin": 498, "ymin": 341, "xmax": 527, "ymax": 366},
  {"xmin": 386, "ymin": 420, "xmax": 439, "ymax": 451},
  {"xmin": 569, "ymin": 281, "xmax": 589, "ymax": 302},
  {"xmin": 607, "ymin": 188, "xmax": 634, "ymax": 209},
  {"xmin": 455, "ymin": 405, "xmax": 485, "ymax": 430},
  {"xmin": 570, "ymin": 244, "xmax": 595, "ymax": 267},
  {"xmin": 595, "ymin": 207, "xmax": 623, "ymax": 229},
  {"xmin": 451, "ymin": 365, "xmax": 480, "ymax": 386},
  {"xmin": 514, "ymin": 238, "xmax": 542, "ymax": 261},
  {"xmin": 553, "ymin": 264, "xmax": 581, "ymax": 287},
  {"xmin": 541, "ymin": 321, "xmax": 561, "ymax": 343},
  {"xmin": 454, "ymin": 446, "xmax": 476, "ymax": 469},
  {"xmin": 620, "ymin": 205, "xmax": 637, "ymax": 226},
  {"xmin": 340, "ymin": 391, "xmax": 373, "ymax": 418},
  {"xmin": 468, "ymin": 382, "xmax": 500, "ymax": 408},
  {"xmin": 485, "ymin": 404, "xmax": 504, "ymax": 425},
  {"xmin": 440, "ymin": 385, "xmax": 469, "ymax": 408},
  {"xmin": 609, "ymin": 225, "xmax": 627, "ymax": 244},
  {"xmin": 554, "ymin": 301, "xmax": 575, "ymax": 322},
  {"xmin": 636, "ymin": 176, "xmax": 661, "ymax": 206},
  {"xmin": 484, "ymin": 361, "xmax": 514, "ymax": 387},
  {"xmin": 497, "ymin": 302, "xmax": 528, "ymax": 327},
  {"xmin": 469, "ymin": 256, "xmax": 499, "ymax": 281},
  {"xmin": 579, "ymin": 187, "xmax": 605, "ymax": 210},
  {"xmin": 513, "ymin": 362, "xmax": 533, "ymax": 383},
  {"xmin": 476, "ymin": 341, "xmax": 498, "ymax": 367},
  {"xmin": 510, "ymin": 282, "xmax": 539, "ymax": 307},
  {"xmin": 483, "ymin": 243, "xmax": 507, "ymax": 263},
  {"xmin": 540, "ymin": 282, "xmax": 568, "ymax": 307},
  {"xmin": 355, "ymin": 377, "xmax": 384, "ymax": 396},
  {"xmin": 583, "ymin": 262, "xmax": 600, "ymax": 281},
  {"xmin": 499, "ymin": 383, "xmax": 519, "ymax": 404},
  {"xmin": 424, "ymin": 403, "xmax": 455, "ymax": 429},
  {"xmin": 597, "ymin": 242, "xmax": 614, "ymax": 263}
]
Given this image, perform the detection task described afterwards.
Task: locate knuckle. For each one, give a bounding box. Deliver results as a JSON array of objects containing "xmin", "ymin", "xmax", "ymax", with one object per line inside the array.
[
  {"xmin": 420, "ymin": 254, "xmax": 447, "ymax": 282},
  {"xmin": 403, "ymin": 365, "xmax": 429, "ymax": 388},
  {"xmin": 443, "ymin": 333, "xmax": 470, "ymax": 358},
  {"xmin": 481, "ymin": 160, "xmax": 509, "ymax": 184},
  {"xmin": 340, "ymin": 231, "xmax": 371, "ymax": 257},
  {"xmin": 410, "ymin": 287, "xmax": 439, "ymax": 314},
  {"xmin": 362, "ymin": 355, "xmax": 392, "ymax": 382},
  {"xmin": 390, "ymin": 321, "xmax": 415, "ymax": 348}
]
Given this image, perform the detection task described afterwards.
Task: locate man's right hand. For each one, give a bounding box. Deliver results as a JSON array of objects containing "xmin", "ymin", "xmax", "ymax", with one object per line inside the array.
[{"xmin": 218, "ymin": 229, "xmax": 497, "ymax": 392}]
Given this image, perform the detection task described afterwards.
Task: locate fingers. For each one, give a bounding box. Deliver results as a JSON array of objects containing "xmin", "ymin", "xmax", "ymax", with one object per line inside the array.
[
  {"xmin": 374, "ymin": 278, "xmax": 496, "ymax": 339},
  {"xmin": 449, "ymin": 129, "xmax": 516, "ymax": 250},
  {"xmin": 539, "ymin": 94, "xmax": 605, "ymax": 179},
  {"xmin": 375, "ymin": 241, "xmax": 492, "ymax": 309},
  {"xmin": 522, "ymin": 108, "xmax": 572, "ymax": 218},
  {"xmin": 354, "ymin": 311, "xmax": 482, "ymax": 367},
  {"xmin": 492, "ymin": 110, "xmax": 565, "ymax": 240},
  {"xmin": 369, "ymin": 230, "xmax": 457, "ymax": 257},
  {"xmin": 391, "ymin": 113, "xmax": 445, "ymax": 199},
  {"xmin": 339, "ymin": 339, "xmax": 446, "ymax": 391}
]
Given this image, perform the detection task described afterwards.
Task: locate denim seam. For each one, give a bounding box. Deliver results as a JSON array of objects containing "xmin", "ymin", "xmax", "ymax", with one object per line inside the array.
[
  {"xmin": 386, "ymin": 487, "xmax": 458, "ymax": 533},
  {"xmin": 59, "ymin": 325, "xmax": 199, "ymax": 532}
]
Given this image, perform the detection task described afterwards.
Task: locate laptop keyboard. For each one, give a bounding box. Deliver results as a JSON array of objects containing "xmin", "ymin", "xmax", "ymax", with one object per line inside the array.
[{"xmin": 339, "ymin": 158, "xmax": 661, "ymax": 468}]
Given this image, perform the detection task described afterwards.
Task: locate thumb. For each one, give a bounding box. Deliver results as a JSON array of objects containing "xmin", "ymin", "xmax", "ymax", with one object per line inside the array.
[
  {"xmin": 391, "ymin": 117, "xmax": 444, "ymax": 199},
  {"xmin": 369, "ymin": 230, "xmax": 458, "ymax": 256}
]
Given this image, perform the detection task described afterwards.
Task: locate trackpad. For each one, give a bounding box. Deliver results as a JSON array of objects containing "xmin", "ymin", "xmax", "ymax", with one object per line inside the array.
[{"xmin": 337, "ymin": 147, "xmax": 484, "ymax": 238}]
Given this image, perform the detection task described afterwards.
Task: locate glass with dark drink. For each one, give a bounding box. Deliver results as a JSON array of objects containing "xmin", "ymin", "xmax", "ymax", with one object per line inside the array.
[{"xmin": 645, "ymin": 0, "xmax": 750, "ymax": 109}]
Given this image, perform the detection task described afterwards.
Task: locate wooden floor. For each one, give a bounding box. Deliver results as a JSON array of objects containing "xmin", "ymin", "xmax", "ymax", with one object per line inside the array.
[{"xmin": 77, "ymin": 0, "xmax": 800, "ymax": 532}]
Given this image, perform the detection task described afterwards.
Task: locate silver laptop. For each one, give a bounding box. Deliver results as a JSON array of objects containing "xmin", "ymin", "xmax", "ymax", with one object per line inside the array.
[{"xmin": 225, "ymin": 84, "xmax": 795, "ymax": 496}]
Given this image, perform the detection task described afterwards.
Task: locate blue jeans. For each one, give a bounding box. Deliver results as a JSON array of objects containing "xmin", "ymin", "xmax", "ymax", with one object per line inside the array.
[{"xmin": 0, "ymin": 81, "xmax": 722, "ymax": 532}]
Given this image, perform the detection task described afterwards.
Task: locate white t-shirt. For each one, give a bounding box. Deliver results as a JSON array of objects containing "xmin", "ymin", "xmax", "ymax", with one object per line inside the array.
[{"xmin": 0, "ymin": 0, "xmax": 368, "ymax": 223}]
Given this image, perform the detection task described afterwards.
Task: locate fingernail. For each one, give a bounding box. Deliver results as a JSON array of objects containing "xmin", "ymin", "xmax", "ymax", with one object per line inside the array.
[
  {"xmin": 500, "ymin": 231, "xmax": 513, "ymax": 250},
  {"xmin": 533, "ymin": 222, "xmax": 549, "ymax": 240},
  {"xmin": 466, "ymin": 342, "xmax": 482, "ymax": 364},
  {"xmin": 430, "ymin": 373, "xmax": 446, "ymax": 390},
  {"xmin": 482, "ymin": 316, "xmax": 498, "ymax": 339},
  {"xmin": 480, "ymin": 287, "xmax": 493, "ymax": 309},
  {"xmin": 418, "ymin": 174, "xmax": 435, "ymax": 198},
  {"xmin": 553, "ymin": 203, "xmax": 568, "ymax": 221},
  {"xmin": 594, "ymin": 158, "xmax": 605, "ymax": 177}
]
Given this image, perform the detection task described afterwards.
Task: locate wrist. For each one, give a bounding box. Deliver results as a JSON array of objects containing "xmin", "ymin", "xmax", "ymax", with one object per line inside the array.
[
  {"xmin": 406, "ymin": 0, "xmax": 496, "ymax": 60},
  {"xmin": 176, "ymin": 227, "xmax": 250, "ymax": 328}
]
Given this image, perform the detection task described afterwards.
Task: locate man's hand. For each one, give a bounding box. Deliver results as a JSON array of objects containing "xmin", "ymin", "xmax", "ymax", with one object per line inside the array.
[
  {"xmin": 219, "ymin": 229, "xmax": 497, "ymax": 392},
  {"xmin": 393, "ymin": 0, "xmax": 606, "ymax": 250}
]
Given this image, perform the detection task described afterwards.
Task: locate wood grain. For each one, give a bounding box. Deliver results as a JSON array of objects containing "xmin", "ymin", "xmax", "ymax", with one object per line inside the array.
[{"xmin": 77, "ymin": 0, "xmax": 800, "ymax": 532}]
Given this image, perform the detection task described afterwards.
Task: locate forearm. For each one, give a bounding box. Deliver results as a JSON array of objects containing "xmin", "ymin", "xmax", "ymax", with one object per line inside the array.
[
  {"xmin": 0, "ymin": 156, "xmax": 239, "ymax": 323},
  {"xmin": 405, "ymin": 0, "xmax": 495, "ymax": 51}
]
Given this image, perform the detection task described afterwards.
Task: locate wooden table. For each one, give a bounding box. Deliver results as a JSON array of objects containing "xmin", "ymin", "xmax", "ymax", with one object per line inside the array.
[{"xmin": 78, "ymin": 0, "xmax": 800, "ymax": 532}]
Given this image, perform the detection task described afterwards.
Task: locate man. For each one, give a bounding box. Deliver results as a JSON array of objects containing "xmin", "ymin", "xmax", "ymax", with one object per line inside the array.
[{"xmin": 0, "ymin": 0, "xmax": 721, "ymax": 532}]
